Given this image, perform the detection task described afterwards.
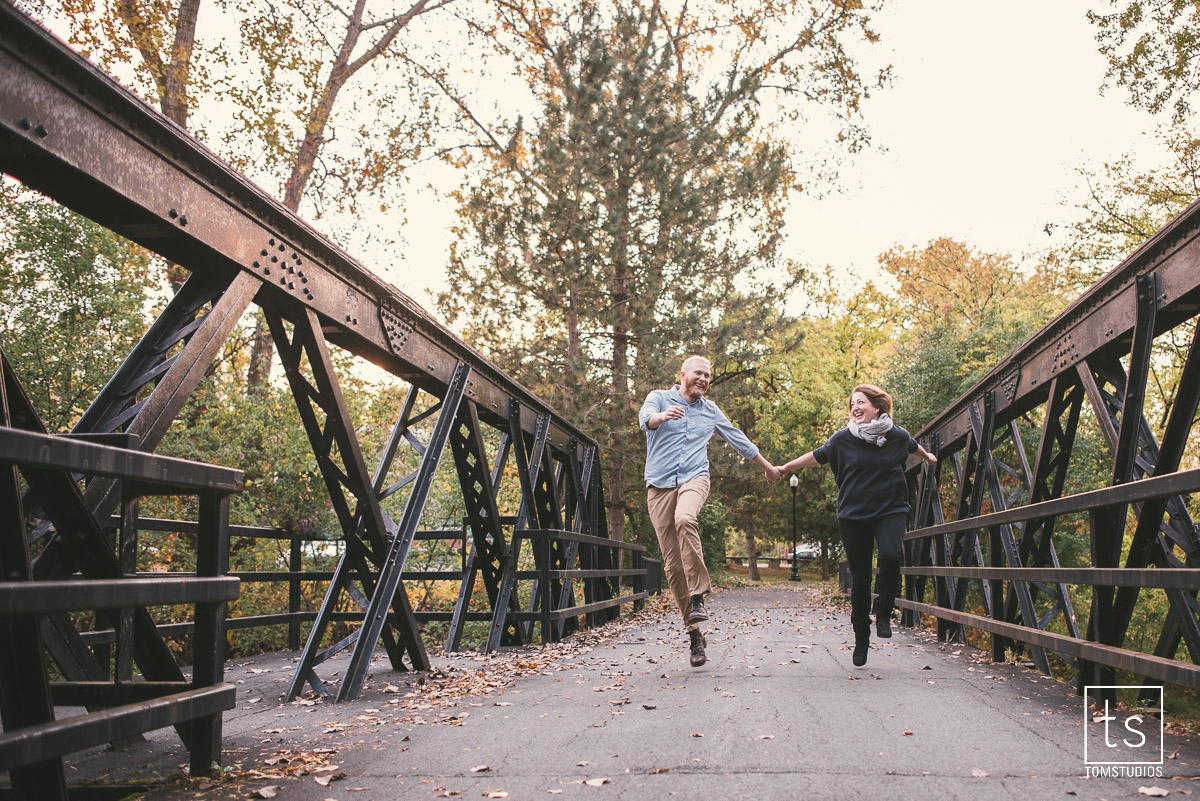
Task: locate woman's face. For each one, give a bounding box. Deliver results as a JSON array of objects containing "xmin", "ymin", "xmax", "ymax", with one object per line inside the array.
[{"xmin": 849, "ymin": 391, "xmax": 881, "ymax": 424}]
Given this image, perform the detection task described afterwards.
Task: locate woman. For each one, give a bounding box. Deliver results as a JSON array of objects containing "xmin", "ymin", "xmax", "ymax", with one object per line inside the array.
[{"xmin": 777, "ymin": 384, "xmax": 937, "ymax": 666}]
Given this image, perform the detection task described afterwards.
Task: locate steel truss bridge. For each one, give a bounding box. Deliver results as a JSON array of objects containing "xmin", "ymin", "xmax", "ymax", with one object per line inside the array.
[
  {"xmin": 0, "ymin": 6, "xmax": 649, "ymax": 798},
  {"xmin": 902, "ymin": 196, "xmax": 1200, "ymax": 697},
  {"xmin": 5, "ymin": 1, "xmax": 1200, "ymax": 797}
]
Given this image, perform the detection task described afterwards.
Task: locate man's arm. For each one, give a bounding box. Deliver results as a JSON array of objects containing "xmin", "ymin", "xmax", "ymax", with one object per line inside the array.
[
  {"xmin": 638, "ymin": 391, "xmax": 684, "ymax": 431},
  {"xmin": 709, "ymin": 405, "xmax": 775, "ymax": 479},
  {"xmin": 752, "ymin": 452, "xmax": 782, "ymax": 483},
  {"xmin": 645, "ymin": 405, "xmax": 686, "ymax": 430}
]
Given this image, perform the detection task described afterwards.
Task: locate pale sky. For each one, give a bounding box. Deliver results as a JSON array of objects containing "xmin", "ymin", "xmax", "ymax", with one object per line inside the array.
[
  {"xmin": 783, "ymin": 0, "xmax": 1167, "ymax": 289},
  {"xmin": 380, "ymin": 1, "xmax": 1172, "ymax": 311}
]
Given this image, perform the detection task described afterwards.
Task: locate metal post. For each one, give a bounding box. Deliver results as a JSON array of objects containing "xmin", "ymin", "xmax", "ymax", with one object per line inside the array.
[
  {"xmin": 789, "ymin": 474, "xmax": 800, "ymax": 582},
  {"xmin": 288, "ymin": 534, "xmax": 301, "ymax": 651}
]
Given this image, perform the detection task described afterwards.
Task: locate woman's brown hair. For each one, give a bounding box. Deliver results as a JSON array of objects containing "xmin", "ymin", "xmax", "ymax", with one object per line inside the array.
[{"xmin": 850, "ymin": 384, "xmax": 892, "ymax": 417}]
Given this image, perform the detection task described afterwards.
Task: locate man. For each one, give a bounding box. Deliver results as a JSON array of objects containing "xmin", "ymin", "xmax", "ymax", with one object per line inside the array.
[{"xmin": 639, "ymin": 355, "xmax": 780, "ymax": 667}]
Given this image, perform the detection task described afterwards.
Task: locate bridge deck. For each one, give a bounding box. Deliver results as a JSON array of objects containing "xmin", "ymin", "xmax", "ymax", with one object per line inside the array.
[{"xmin": 50, "ymin": 585, "xmax": 1200, "ymax": 800}]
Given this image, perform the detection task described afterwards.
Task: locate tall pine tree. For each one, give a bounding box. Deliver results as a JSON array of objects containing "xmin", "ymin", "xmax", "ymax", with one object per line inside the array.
[{"xmin": 439, "ymin": 0, "xmax": 884, "ymax": 545}]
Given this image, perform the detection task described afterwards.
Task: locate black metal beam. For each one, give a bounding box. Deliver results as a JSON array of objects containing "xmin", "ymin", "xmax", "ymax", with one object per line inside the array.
[
  {"xmin": 0, "ymin": 428, "xmax": 242, "ymax": 492},
  {"xmin": 0, "ymin": 685, "xmax": 236, "ymax": 772},
  {"xmin": 901, "ymin": 598, "xmax": 1200, "ymax": 691},
  {"xmin": 904, "ymin": 566, "xmax": 1200, "ymax": 590},
  {"xmin": 336, "ymin": 363, "xmax": 471, "ymax": 700},
  {"xmin": 0, "ymin": 578, "xmax": 239, "ymax": 614},
  {"xmin": 0, "ymin": 359, "xmax": 67, "ymax": 800}
]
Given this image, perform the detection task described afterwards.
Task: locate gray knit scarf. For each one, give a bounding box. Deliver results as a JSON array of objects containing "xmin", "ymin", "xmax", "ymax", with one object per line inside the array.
[{"xmin": 848, "ymin": 412, "xmax": 894, "ymax": 447}]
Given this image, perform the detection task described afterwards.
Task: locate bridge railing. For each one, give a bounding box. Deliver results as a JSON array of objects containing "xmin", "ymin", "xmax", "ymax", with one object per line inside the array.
[
  {"xmin": 76, "ymin": 518, "xmax": 654, "ymax": 656},
  {"xmin": 902, "ymin": 466, "xmax": 1200, "ymax": 691},
  {"xmin": 0, "ymin": 425, "xmax": 242, "ymax": 800}
]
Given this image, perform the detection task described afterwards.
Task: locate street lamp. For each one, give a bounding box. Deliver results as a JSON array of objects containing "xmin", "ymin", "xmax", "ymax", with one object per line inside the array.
[{"xmin": 789, "ymin": 474, "xmax": 800, "ymax": 582}]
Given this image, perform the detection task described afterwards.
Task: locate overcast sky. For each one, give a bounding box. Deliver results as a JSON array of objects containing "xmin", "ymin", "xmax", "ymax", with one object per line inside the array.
[{"xmin": 784, "ymin": 1, "xmax": 1168, "ymax": 286}]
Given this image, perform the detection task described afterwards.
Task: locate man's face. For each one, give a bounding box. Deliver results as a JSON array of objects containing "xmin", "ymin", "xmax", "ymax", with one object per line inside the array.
[{"xmin": 680, "ymin": 360, "xmax": 711, "ymax": 398}]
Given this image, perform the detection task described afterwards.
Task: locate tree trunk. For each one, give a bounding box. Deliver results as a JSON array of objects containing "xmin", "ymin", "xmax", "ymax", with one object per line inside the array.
[
  {"xmin": 745, "ymin": 530, "xmax": 760, "ymax": 582},
  {"xmin": 607, "ymin": 460, "xmax": 626, "ymax": 543},
  {"xmin": 606, "ymin": 162, "xmax": 633, "ymax": 542},
  {"xmin": 245, "ymin": 0, "xmax": 433, "ymax": 393}
]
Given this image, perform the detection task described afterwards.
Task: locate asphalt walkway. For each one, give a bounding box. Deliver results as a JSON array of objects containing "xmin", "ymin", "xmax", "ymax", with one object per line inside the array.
[{"xmin": 67, "ymin": 583, "xmax": 1200, "ymax": 800}]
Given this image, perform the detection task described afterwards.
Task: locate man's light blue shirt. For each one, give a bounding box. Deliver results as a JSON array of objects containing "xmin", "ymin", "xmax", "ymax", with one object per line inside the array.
[{"xmin": 639, "ymin": 385, "xmax": 760, "ymax": 489}]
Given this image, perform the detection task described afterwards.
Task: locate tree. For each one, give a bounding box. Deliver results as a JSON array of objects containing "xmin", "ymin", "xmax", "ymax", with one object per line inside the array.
[
  {"xmin": 0, "ymin": 185, "xmax": 160, "ymax": 432},
  {"xmin": 55, "ymin": 0, "xmax": 206, "ymax": 130},
  {"xmin": 879, "ymin": 238, "xmax": 1021, "ymax": 334},
  {"xmin": 879, "ymin": 239, "xmax": 1068, "ymax": 431},
  {"xmin": 1089, "ymin": 0, "xmax": 1200, "ymax": 121},
  {"xmin": 438, "ymin": 0, "xmax": 886, "ymax": 547},
  {"xmin": 226, "ymin": 0, "xmax": 457, "ymax": 391},
  {"xmin": 1058, "ymin": 122, "xmax": 1200, "ymax": 284}
]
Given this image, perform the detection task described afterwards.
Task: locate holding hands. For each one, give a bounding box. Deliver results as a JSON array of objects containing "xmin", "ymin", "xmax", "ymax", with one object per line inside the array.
[{"xmin": 751, "ymin": 453, "xmax": 783, "ymax": 483}]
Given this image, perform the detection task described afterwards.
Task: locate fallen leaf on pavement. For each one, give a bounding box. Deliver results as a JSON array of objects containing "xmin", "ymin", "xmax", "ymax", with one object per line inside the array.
[
  {"xmin": 971, "ymin": 768, "xmax": 989, "ymax": 778},
  {"xmin": 471, "ymin": 766, "xmax": 491, "ymax": 773},
  {"xmin": 255, "ymin": 788, "xmax": 279, "ymax": 799},
  {"xmin": 584, "ymin": 778, "xmax": 611, "ymax": 787},
  {"xmin": 1138, "ymin": 788, "xmax": 1169, "ymax": 797}
]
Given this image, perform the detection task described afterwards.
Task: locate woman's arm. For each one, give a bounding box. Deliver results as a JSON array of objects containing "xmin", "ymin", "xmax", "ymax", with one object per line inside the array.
[
  {"xmin": 779, "ymin": 451, "xmax": 819, "ymax": 473},
  {"xmin": 916, "ymin": 444, "xmax": 937, "ymax": 466}
]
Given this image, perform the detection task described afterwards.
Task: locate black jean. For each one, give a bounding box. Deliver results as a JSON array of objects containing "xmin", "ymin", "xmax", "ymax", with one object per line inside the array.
[{"xmin": 838, "ymin": 513, "xmax": 907, "ymax": 634}]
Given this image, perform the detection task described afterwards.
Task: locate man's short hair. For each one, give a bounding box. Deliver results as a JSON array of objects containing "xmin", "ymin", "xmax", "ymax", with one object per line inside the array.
[{"xmin": 680, "ymin": 355, "xmax": 712, "ymax": 373}]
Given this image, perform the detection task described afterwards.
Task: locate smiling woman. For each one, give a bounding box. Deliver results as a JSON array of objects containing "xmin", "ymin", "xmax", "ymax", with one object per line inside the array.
[{"xmin": 776, "ymin": 383, "xmax": 937, "ymax": 667}]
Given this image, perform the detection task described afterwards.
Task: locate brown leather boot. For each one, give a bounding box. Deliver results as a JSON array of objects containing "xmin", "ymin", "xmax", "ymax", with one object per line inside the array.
[
  {"xmin": 689, "ymin": 629, "xmax": 707, "ymax": 667},
  {"xmin": 687, "ymin": 594, "xmax": 708, "ymax": 624}
]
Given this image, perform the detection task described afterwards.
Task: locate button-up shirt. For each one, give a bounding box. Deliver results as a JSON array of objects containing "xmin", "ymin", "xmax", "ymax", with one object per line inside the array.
[{"xmin": 639, "ymin": 385, "xmax": 760, "ymax": 488}]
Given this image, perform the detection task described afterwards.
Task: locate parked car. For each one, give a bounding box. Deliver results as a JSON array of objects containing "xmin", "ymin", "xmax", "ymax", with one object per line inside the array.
[{"xmin": 791, "ymin": 543, "xmax": 820, "ymax": 561}]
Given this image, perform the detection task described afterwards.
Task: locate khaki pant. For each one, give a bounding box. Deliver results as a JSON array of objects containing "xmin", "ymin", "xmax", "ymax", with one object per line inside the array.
[{"xmin": 647, "ymin": 475, "xmax": 711, "ymax": 630}]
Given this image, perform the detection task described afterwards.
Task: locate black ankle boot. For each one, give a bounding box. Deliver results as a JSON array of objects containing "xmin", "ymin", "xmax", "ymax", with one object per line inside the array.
[
  {"xmin": 852, "ymin": 632, "xmax": 869, "ymax": 667},
  {"xmin": 875, "ymin": 613, "xmax": 892, "ymax": 639}
]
